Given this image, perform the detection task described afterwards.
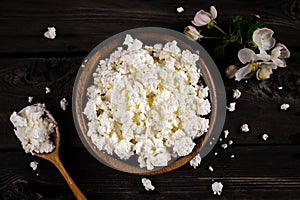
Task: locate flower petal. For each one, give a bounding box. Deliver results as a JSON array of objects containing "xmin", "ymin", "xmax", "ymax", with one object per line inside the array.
[
  {"xmin": 192, "ymin": 10, "xmax": 211, "ymax": 26},
  {"xmin": 235, "ymin": 65, "xmax": 253, "ymax": 81},
  {"xmin": 184, "ymin": 26, "xmax": 200, "ymax": 41},
  {"xmin": 273, "ymin": 43, "xmax": 290, "ymax": 58},
  {"xmin": 238, "ymin": 48, "xmax": 256, "ymax": 64},
  {"xmin": 210, "ymin": 6, "xmax": 217, "ymax": 19},
  {"xmin": 256, "ymin": 64, "xmax": 275, "ymax": 80},
  {"xmin": 253, "ymin": 28, "xmax": 276, "ymax": 52},
  {"xmin": 272, "ymin": 58, "xmax": 286, "ymax": 67}
]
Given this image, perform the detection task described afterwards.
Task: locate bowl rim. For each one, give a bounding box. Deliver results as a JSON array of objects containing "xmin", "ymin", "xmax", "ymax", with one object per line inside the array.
[{"xmin": 72, "ymin": 27, "xmax": 226, "ymax": 175}]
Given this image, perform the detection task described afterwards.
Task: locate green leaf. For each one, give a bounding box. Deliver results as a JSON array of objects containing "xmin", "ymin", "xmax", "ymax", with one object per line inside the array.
[
  {"xmin": 213, "ymin": 46, "xmax": 225, "ymax": 60},
  {"xmin": 247, "ymin": 21, "xmax": 266, "ymax": 40}
]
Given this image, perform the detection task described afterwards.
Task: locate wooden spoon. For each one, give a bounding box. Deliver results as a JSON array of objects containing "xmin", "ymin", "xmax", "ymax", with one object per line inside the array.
[{"xmin": 36, "ymin": 109, "xmax": 87, "ymax": 200}]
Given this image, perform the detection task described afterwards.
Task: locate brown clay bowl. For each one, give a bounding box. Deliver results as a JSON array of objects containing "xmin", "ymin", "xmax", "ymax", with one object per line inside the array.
[{"xmin": 72, "ymin": 27, "xmax": 226, "ymax": 175}]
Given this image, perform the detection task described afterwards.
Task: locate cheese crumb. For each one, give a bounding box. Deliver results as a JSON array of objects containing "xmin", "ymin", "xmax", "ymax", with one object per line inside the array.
[
  {"xmin": 226, "ymin": 102, "xmax": 236, "ymax": 112},
  {"xmin": 231, "ymin": 154, "xmax": 235, "ymax": 158},
  {"xmin": 45, "ymin": 87, "xmax": 51, "ymax": 94},
  {"xmin": 262, "ymin": 133, "xmax": 269, "ymax": 141},
  {"xmin": 280, "ymin": 103, "xmax": 289, "ymax": 110},
  {"xmin": 228, "ymin": 140, "xmax": 233, "ymax": 145},
  {"xmin": 60, "ymin": 98, "xmax": 68, "ymax": 111},
  {"xmin": 44, "ymin": 27, "xmax": 56, "ymax": 39},
  {"xmin": 190, "ymin": 154, "xmax": 201, "ymax": 169},
  {"xmin": 30, "ymin": 161, "xmax": 38, "ymax": 171},
  {"xmin": 232, "ymin": 89, "xmax": 241, "ymax": 99},
  {"xmin": 208, "ymin": 166, "xmax": 214, "ymax": 172},
  {"xmin": 241, "ymin": 124, "xmax": 249, "ymax": 132},
  {"xmin": 221, "ymin": 143, "xmax": 228, "ymax": 149},
  {"xmin": 223, "ymin": 130, "xmax": 229, "ymax": 139},
  {"xmin": 28, "ymin": 96, "xmax": 33, "ymax": 103},
  {"xmin": 212, "ymin": 182, "xmax": 223, "ymax": 195},
  {"xmin": 214, "ymin": 152, "xmax": 218, "ymax": 156},
  {"xmin": 177, "ymin": 7, "xmax": 184, "ymax": 13},
  {"xmin": 142, "ymin": 178, "xmax": 155, "ymax": 191},
  {"xmin": 277, "ymin": 86, "xmax": 283, "ymax": 90},
  {"xmin": 10, "ymin": 104, "xmax": 56, "ymax": 154}
]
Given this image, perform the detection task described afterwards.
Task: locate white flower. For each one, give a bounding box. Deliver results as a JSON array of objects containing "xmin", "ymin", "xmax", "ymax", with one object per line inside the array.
[
  {"xmin": 270, "ymin": 43, "xmax": 290, "ymax": 67},
  {"xmin": 184, "ymin": 26, "xmax": 201, "ymax": 41},
  {"xmin": 192, "ymin": 6, "xmax": 217, "ymax": 27},
  {"xmin": 235, "ymin": 48, "xmax": 276, "ymax": 81},
  {"xmin": 252, "ymin": 28, "xmax": 276, "ymax": 53}
]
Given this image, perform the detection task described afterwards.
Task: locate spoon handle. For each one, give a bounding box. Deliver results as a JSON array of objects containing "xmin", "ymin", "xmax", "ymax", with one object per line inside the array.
[{"xmin": 51, "ymin": 155, "xmax": 87, "ymax": 200}]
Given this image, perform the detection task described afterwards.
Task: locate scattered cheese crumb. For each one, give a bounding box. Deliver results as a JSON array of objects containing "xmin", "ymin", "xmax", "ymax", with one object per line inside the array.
[
  {"xmin": 231, "ymin": 154, "xmax": 235, "ymax": 158},
  {"xmin": 60, "ymin": 98, "xmax": 68, "ymax": 111},
  {"xmin": 44, "ymin": 27, "xmax": 56, "ymax": 39},
  {"xmin": 36, "ymin": 173, "xmax": 39, "ymax": 176},
  {"xmin": 228, "ymin": 140, "xmax": 233, "ymax": 145},
  {"xmin": 226, "ymin": 102, "xmax": 236, "ymax": 112},
  {"xmin": 209, "ymin": 166, "xmax": 214, "ymax": 172},
  {"xmin": 223, "ymin": 130, "xmax": 229, "ymax": 139},
  {"xmin": 209, "ymin": 141, "xmax": 213, "ymax": 145},
  {"xmin": 221, "ymin": 143, "xmax": 228, "ymax": 149},
  {"xmin": 280, "ymin": 103, "xmax": 290, "ymax": 110},
  {"xmin": 232, "ymin": 89, "xmax": 241, "ymax": 99},
  {"xmin": 28, "ymin": 96, "xmax": 33, "ymax": 103},
  {"xmin": 214, "ymin": 152, "xmax": 218, "ymax": 156},
  {"xmin": 262, "ymin": 133, "xmax": 269, "ymax": 141},
  {"xmin": 30, "ymin": 161, "xmax": 38, "ymax": 171},
  {"xmin": 219, "ymin": 138, "xmax": 223, "ymax": 142},
  {"xmin": 142, "ymin": 178, "xmax": 155, "ymax": 191},
  {"xmin": 278, "ymin": 86, "xmax": 283, "ymax": 90},
  {"xmin": 241, "ymin": 124, "xmax": 249, "ymax": 132},
  {"xmin": 45, "ymin": 87, "xmax": 51, "ymax": 94},
  {"xmin": 212, "ymin": 137, "xmax": 215, "ymax": 140},
  {"xmin": 177, "ymin": 7, "xmax": 184, "ymax": 13},
  {"xmin": 212, "ymin": 182, "xmax": 223, "ymax": 195},
  {"xmin": 190, "ymin": 154, "xmax": 202, "ymax": 169}
]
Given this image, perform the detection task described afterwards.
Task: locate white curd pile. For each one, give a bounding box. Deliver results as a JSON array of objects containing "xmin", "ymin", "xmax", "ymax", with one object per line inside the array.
[
  {"xmin": 10, "ymin": 103, "xmax": 56, "ymax": 154},
  {"xmin": 84, "ymin": 35, "xmax": 211, "ymax": 170}
]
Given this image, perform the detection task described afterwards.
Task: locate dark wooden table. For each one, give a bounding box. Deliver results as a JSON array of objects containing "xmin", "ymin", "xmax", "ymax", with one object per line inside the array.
[{"xmin": 1, "ymin": 0, "xmax": 300, "ymax": 199}]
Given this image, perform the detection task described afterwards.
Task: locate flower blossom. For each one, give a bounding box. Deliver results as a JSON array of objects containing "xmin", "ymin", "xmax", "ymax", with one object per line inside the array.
[
  {"xmin": 235, "ymin": 28, "xmax": 290, "ymax": 81},
  {"xmin": 184, "ymin": 26, "xmax": 202, "ymax": 41},
  {"xmin": 192, "ymin": 6, "xmax": 217, "ymax": 27},
  {"xmin": 235, "ymin": 48, "xmax": 276, "ymax": 81}
]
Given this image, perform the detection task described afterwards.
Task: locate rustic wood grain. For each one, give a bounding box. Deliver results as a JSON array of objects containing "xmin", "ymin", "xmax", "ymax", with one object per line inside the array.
[
  {"xmin": 0, "ymin": 0, "xmax": 299, "ymax": 54},
  {"xmin": 1, "ymin": 0, "xmax": 300, "ymax": 199},
  {"xmin": 1, "ymin": 145, "xmax": 300, "ymax": 199}
]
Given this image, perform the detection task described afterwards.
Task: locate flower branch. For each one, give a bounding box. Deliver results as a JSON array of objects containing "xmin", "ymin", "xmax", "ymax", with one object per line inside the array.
[{"xmin": 184, "ymin": 6, "xmax": 290, "ymax": 81}]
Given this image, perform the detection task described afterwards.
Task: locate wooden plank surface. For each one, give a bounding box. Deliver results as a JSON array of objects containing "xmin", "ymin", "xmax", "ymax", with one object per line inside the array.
[{"xmin": 0, "ymin": 0, "xmax": 300, "ymax": 199}]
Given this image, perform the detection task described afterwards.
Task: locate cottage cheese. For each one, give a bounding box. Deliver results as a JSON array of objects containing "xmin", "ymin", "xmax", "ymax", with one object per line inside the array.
[
  {"xmin": 223, "ymin": 130, "xmax": 229, "ymax": 139},
  {"xmin": 262, "ymin": 133, "xmax": 269, "ymax": 141},
  {"xmin": 189, "ymin": 153, "xmax": 202, "ymax": 169},
  {"xmin": 84, "ymin": 35, "xmax": 211, "ymax": 170},
  {"xmin": 280, "ymin": 103, "xmax": 289, "ymax": 110},
  {"xmin": 10, "ymin": 104, "xmax": 56, "ymax": 154},
  {"xmin": 212, "ymin": 181, "xmax": 223, "ymax": 195},
  {"xmin": 142, "ymin": 178, "xmax": 155, "ymax": 191},
  {"xmin": 241, "ymin": 124, "xmax": 249, "ymax": 132},
  {"xmin": 30, "ymin": 161, "xmax": 38, "ymax": 171},
  {"xmin": 44, "ymin": 27, "xmax": 56, "ymax": 39},
  {"xmin": 60, "ymin": 98, "xmax": 68, "ymax": 111},
  {"xmin": 45, "ymin": 87, "xmax": 51, "ymax": 94},
  {"xmin": 28, "ymin": 96, "xmax": 33, "ymax": 103},
  {"xmin": 232, "ymin": 89, "xmax": 241, "ymax": 99},
  {"xmin": 226, "ymin": 102, "xmax": 236, "ymax": 112},
  {"xmin": 177, "ymin": 7, "xmax": 184, "ymax": 13}
]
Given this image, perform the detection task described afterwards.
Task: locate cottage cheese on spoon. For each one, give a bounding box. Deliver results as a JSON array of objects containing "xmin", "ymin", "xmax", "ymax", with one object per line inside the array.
[
  {"xmin": 10, "ymin": 103, "xmax": 56, "ymax": 154},
  {"xmin": 84, "ymin": 35, "xmax": 211, "ymax": 170}
]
